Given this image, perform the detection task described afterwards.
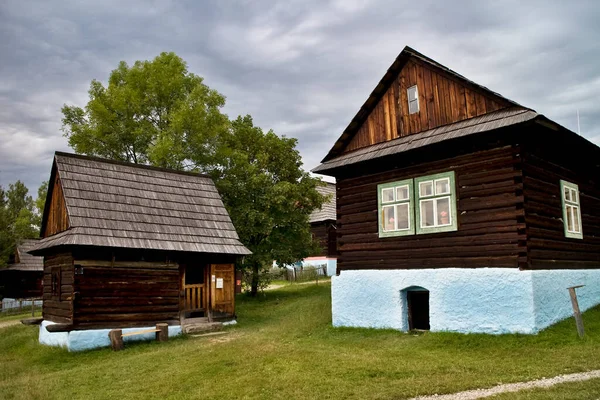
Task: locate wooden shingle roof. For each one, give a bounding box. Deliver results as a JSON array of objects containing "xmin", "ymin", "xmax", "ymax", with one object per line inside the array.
[
  {"xmin": 310, "ymin": 183, "xmax": 336, "ymax": 223},
  {"xmin": 5, "ymin": 239, "xmax": 43, "ymax": 271},
  {"xmin": 30, "ymin": 152, "xmax": 251, "ymax": 256}
]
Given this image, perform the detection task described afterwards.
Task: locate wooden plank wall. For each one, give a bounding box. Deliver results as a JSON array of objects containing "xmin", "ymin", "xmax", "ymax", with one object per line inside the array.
[
  {"xmin": 336, "ymin": 146, "xmax": 526, "ymax": 270},
  {"xmin": 311, "ymin": 222, "xmax": 337, "ymax": 258},
  {"xmin": 523, "ymin": 145, "xmax": 600, "ymax": 269},
  {"xmin": 344, "ymin": 60, "xmax": 509, "ymax": 153},
  {"xmin": 44, "ymin": 172, "xmax": 69, "ymax": 237},
  {"xmin": 72, "ymin": 261, "xmax": 180, "ymax": 329},
  {"xmin": 42, "ymin": 252, "xmax": 74, "ymax": 324}
]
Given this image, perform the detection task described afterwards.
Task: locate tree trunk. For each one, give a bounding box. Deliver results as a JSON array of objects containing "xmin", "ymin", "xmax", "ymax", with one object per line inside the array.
[{"xmin": 250, "ymin": 261, "xmax": 260, "ymax": 297}]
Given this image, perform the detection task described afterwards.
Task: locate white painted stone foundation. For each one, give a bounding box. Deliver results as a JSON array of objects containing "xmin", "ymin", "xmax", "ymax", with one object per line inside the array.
[
  {"xmin": 39, "ymin": 321, "xmax": 183, "ymax": 351},
  {"xmin": 332, "ymin": 268, "xmax": 600, "ymax": 334}
]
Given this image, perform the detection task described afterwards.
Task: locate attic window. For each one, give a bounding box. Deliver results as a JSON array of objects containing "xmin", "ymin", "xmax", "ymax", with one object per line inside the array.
[{"xmin": 407, "ymin": 85, "xmax": 419, "ymax": 114}]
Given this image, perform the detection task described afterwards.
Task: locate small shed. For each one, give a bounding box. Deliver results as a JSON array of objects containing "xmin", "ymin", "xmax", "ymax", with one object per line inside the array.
[
  {"xmin": 0, "ymin": 239, "xmax": 43, "ymax": 309},
  {"xmin": 29, "ymin": 152, "xmax": 250, "ymax": 348}
]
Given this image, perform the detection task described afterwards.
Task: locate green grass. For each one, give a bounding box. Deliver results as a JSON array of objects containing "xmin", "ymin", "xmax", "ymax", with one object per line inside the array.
[
  {"xmin": 0, "ymin": 310, "xmax": 40, "ymax": 322},
  {"xmin": 1, "ymin": 283, "xmax": 600, "ymax": 399},
  {"xmin": 488, "ymin": 378, "xmax": 600, "ymax": 399}
]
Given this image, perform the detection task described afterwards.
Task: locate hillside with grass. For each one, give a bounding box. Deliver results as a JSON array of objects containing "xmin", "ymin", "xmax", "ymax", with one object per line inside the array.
[{"xmin": 1, "ymin": 282, "xmax": 600, "ymax": 399}]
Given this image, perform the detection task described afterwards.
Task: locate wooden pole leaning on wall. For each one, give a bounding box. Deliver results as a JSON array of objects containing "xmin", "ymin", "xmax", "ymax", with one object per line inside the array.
[{"xmin": 567, "ymin": 285, "xmax": 585, "ymax": 338}]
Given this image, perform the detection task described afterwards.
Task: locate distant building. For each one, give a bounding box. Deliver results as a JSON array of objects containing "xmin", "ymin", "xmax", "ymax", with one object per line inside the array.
[
  {"xmin": 313, "ymin": 46, "xmax": 600, "ymax": 334},
  {"xmin": 0, "ymin": 239, "xmax": 43, "ymax": 310},
  {"xmin": 305, "ymin": 183, "xmax": 337, "ymax": 276}
]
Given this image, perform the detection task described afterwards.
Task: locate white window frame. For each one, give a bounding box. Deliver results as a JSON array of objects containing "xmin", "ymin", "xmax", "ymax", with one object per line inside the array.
[
  {"xmin": 407, "ymin": 85, "xmax": 419, "ymax": 114},
  {"xmin": 560, "ymin": 180, "xmax": 583, "ymax": 239}
]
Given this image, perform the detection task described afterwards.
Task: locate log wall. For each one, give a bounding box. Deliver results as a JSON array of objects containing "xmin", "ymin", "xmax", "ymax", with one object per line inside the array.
[
  {"xmin": 344, "ymin": 59, "xmax": 510, "ymax": 153},
  {"xmin": 336, "ymin": 145, "xmax": 526, "ymax": 271},
  {"xmin": 42, "ymin": 252, "xmax": 74, "ymax": 324},
  {"xmin": 311, "ymin": 222, "xmax": 337, "ymax": 258},
  {"xmin": 523, "ymin": 142, "xmax": 600, "ymax": 269},
  {"xmin": 72, "ymin": 260, "xmax": 180, "ymax": 329},
  {"xmin": 1, "ymin": 271, "xmax": 42, "ymax": 299}
]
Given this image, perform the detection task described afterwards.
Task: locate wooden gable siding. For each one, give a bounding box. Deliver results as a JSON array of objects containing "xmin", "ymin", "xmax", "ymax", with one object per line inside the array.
[
  {"xmin": 336, "ymin": 145, "xmax": 526, "ymax": 270},
  {"xmin": 522, "ymin": 143, "xmax": 600, "ymax": 270},
  {"xmin": 42, "ymin": 252, "xmax": 74, "ymax": 324},
  {"xmin": 344, "ymin": 60, "xmax": 509, "ymax": 153},
  {"xmin": 44, "ymin": 172, "xmax": 69, "ymax": 237}
]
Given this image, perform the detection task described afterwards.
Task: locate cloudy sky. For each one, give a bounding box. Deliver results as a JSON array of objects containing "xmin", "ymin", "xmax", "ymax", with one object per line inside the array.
[{"xmin": 1, "ymin": 0, "xmax": 599, "ymax": 194}]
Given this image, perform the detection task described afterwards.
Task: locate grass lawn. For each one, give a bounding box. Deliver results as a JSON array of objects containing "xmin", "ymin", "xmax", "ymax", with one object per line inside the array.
[
  {"xmin": 1, "ymin": 282, "xmax": 600, "ymax": 399},
  {"xmin": 0, "ymin": 310, "xmax": 40, "ymax": 322},
  {"xmin": 488, "ymin": 378, "xmax": 600, "ymax": 399}
]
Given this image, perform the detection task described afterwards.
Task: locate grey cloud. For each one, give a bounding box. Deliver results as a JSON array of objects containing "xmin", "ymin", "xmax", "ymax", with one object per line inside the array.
[{"xmin": 1, "ymin": 0, "xmax": 599, "ymax": 195}]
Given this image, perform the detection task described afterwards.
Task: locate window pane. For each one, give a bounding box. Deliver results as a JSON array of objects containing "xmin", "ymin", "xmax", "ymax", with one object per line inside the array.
[
  {"xmin": 571, "ymin": 189, "xmax": 578, "ymax": 204},
  {"xmin": 564, "ymin": 187, "xmax": 571, "ymax": 202},
  {"xmin": 396, "ymin": 203, "xmax": 409, "ymax": 230},
  {"xmin": 419, "ymin": 181, "xmax": 433, "ymax": 197},
  {"xmin": 408, "ymin": 86, "xmax": 417, "ymax": 101},
  {"xmin": 566, "ymin": 205, "xmax": 574, "ymax": 232},
  {"xmin": 382, "ymin": 188, "xmax": 394, "ymax": 203},
  {"xmin": 421, "ymin": 200, "xmax": 435, "ymax": 227},
  {"xmin": 437, "ymin": 197, "xmax": 450, "ymax": 225},
  {"xmin": 383, "ymin": 206, "xmax": 395, "ymax": 231},
  {"xmin": 573, "ymin": 206, "xmax": 580, "ymax": 233},
  {"xmin": 435, "ymin": 178, "xmax": 450, "ymax": 195},
  {"xmin": 396, "ymin": 186, "xmax": 409, "ymax": 201}
]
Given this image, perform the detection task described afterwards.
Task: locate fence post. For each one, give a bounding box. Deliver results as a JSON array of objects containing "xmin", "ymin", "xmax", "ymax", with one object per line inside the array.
[
  {"xmin": 31, "ymin": 299, "xmax": 35, "ymax": 317},
  {"xmin": 156, "ymin": 323, "xmax": 169, "ymax": 342}
]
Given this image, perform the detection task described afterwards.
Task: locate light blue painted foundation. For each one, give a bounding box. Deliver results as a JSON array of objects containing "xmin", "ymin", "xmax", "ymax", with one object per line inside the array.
[
  {"xmin": 332, "ymin": 268, "xmax": 600, "ymax": 334},
  {"xmin": 39, "ymin": 321, "xmax": 182, "ymax": 351}
]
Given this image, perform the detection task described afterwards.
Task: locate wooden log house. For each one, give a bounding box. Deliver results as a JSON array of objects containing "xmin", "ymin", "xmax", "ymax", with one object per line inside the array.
[
  {"xmin": 0, "ymin": 239, "xmax": 43, "ymax": 306},
  {"xmin": 304, "ymin": 183, "xmax": 337, "ymax": 275},
  {"xmin": 313, "ymin": 46, "xmax": 600, "ymax": 334},
  {"xmin": 29, "ymin": 152, "xmax": 250, "ymax": 338}
]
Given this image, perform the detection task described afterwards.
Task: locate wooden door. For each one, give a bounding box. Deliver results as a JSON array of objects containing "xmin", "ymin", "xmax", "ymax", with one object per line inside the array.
[
  {"xmin": 182, "ymin": 265, "xmax": 206, "ymax": 313},
  {"xmin": 210, "ymin": 264, "xmax": 235, "ymax": 315}
]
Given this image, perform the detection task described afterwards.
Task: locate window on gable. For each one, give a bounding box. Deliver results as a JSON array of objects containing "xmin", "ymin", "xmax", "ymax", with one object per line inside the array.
[
  {"xmin": 377, "ymin": 179, "xmax": 415, "ymax": 237},
  {"xmin": 415, "ymin": 172, "xmax": 457, "ymax": 234},
  {"xmin": 407, "ymin": 85, "xmax": 419, "ymax": 114},
  {"xmin": 560, "ymin": 180, "xmax": 583, "ymax": 239}
]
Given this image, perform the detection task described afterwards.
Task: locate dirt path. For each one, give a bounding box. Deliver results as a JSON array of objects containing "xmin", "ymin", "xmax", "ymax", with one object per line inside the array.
[
  {"xmin": 0, "ymin": 320, "xmax": 21, "ymax": 330},
  {"xmin": 410, "ymin": 369, "xmax": 600, "ymax": 400}
]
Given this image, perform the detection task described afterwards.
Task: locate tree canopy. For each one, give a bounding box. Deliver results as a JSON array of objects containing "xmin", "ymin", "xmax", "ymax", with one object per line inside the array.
[
  {"xmin": 61, "ymin": 52, "xmax": 326, "ymax": 295},
  {"xmin": 0, "ymin": 181, "xmax": 47, "ymax": 267},
  {"xmin": 61, "ymin": 52, "xmax": 229, "ymax": 170}
]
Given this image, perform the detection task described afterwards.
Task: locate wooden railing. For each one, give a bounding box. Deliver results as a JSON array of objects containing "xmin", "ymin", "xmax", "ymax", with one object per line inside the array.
[{"xmin": 184, "ymin": 284, "xmax": 205, "ymax": 311}]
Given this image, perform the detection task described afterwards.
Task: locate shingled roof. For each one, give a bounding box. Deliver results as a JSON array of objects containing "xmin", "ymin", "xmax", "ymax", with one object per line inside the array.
[
  {"xmin": 5, "ymin": 239, "xmax": 43, "ymax": 271},
  {"xmin": 30, "ymin": 152, "xmax": 251, "ymax": 256},
  {"xmin": 310, "ymin": 183, "xmax": 336, "ymax": 223}
]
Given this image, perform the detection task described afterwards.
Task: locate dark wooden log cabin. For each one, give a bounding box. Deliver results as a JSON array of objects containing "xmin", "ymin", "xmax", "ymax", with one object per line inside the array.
[
  {"xmin": 0, "ymin": 239, "xmax": 43, "ymax": 300},
  {"xmin": 29, "ymin": 152, "xmax": 250, "ymax": 330},
  {"xmin": 313, "ymin": 46, "xmax": 600, "ymax": 334},
  {"xmin": 309, "ymin": 183, "xmax": 337, "ymax": 258}
]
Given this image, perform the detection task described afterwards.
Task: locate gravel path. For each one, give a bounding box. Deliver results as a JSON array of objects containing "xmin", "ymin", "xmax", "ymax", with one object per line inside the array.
[
  {"xmin": 410, "ymin": 370, "xmax": 600, "ymax": 400},
  {"xmin": 0, "ymin": 320, "xmax": 21, "ymax": 330}
]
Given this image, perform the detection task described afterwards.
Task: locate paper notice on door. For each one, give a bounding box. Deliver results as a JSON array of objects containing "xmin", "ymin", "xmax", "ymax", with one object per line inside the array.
[{"xmin": 216, "ymin": 278, "xmax": 223, "ymax": 289}]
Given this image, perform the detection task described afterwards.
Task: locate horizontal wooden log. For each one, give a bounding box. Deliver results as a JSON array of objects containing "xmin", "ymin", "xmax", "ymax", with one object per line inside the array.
[
  {"xmin": 43, "ymin": 306, "xmax": 72, "ymax": 318},
  {"xmin": 75, "ymin": 312, "xmax": 178, "ymax": 323},
  {"xmin": 46, "ymin": 323, "xmax": 75, "ymax": 332},
  {"xmin": 338, "ymin": 256, "xmax": 519, "ymax": 269},
  {"xmin": 21, "ymin": 317, "xmax": 44, "ymax": 326},
  {"xmin": 75, "ymin": 305, "xmax": 179, "ymax": 314},
  {"xmin": 74, "ymin": 260, "xmax": 179, "ymax": 269}
]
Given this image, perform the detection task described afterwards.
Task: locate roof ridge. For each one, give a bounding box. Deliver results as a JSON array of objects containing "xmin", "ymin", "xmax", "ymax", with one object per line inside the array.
[{"xmin": 55, "ymin": 151, "xmax": 212, "ymax": 179}]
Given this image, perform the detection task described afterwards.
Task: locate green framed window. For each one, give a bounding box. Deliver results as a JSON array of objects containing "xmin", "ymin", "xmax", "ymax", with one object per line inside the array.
[
  {"xmin": 415, "ymin": 171, "xmax": 457, "ymax": 234},
  {"xmin": 560, "ymin": 180, "xmax": 583, "ymax": 239},
  {"xmin": 377, "ymin": 179, "xmax": 415, "ymax": 237}
]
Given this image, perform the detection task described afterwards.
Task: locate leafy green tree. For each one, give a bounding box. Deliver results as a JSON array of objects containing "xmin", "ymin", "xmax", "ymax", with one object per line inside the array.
[
  {"xmin": 61, "ymin": 52, "xmax": 229, "ymax": 170},
  {"xmin": 208, "ymin": 116, "xmax": 324, "ymax": 296},
  {"xmin": 61, "ymin": 53, "xmax": 326, "ymax": 295},
  {"xmin": 0, "ymin": 181, "xmax": 44, "ymax": 266},
  {"xmin": 33, "ymin": 181, "xmax": 48, "ymax": 228}
]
